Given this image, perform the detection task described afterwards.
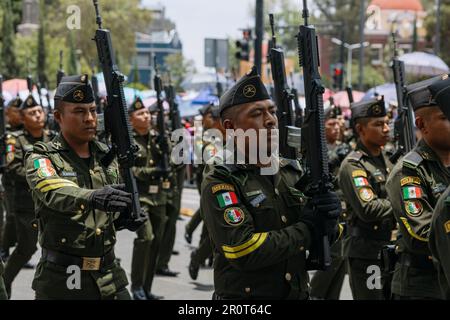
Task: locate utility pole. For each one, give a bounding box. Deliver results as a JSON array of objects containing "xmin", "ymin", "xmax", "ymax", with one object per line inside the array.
[
  {"xmin": 435, "ymin": 0, "xmax": 441, "ymax": 55},
  {"xmin": 358, "ymin": 0, "xmax": 366, "ymax": 91},
  {"xmin": 254, "ymin": 0, "xmax": 264, "ymax": 73}
]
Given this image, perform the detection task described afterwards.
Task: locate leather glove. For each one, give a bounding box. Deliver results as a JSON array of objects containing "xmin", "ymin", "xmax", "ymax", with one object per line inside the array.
[{"xmin": 89, "ymin": 184, "xmax": 132, "ymax": 213}]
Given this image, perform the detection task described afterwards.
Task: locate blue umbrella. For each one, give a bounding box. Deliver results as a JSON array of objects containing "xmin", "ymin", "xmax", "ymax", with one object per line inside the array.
[
  {"xmin": 362, "ymin": 83, "xmax": 398, "ymax": 108},
  {"xmin": 191, "ymin": 87, "xmax": 219, "ymax": 105}
]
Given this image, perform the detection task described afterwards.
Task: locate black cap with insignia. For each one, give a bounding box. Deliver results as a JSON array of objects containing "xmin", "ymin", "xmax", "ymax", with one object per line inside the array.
[
  {"xmin": 54, "ymin": 74, "xmax": 94, "ymax": 104},
  {"xmin": 6, "ymin": 96, "xmax": 23, "ymax": 109},
  {"xmin": 219, "ymin": 66, "xmax": 270, "ymax": 116},
  {"xmin": 325, "ymin": 106, "xmax": 342, "ymax": 120},
  {"xmin": 20, "ymin": 94, "xmax": 40, "ymax": 110},
  {"xmin": 405, "ymin": 75, "xmax": 445, "ymax": 111},
  {"xmin": 128, "ymin": 96, "xmax": 146, "ymax": 114},
  {"xmin": 350, "ymin": 96, "xmax": 386, "ymax": 121},
  {"xmin": 428, "ymin": 74, "xmax": 450, "ymax": 120}
]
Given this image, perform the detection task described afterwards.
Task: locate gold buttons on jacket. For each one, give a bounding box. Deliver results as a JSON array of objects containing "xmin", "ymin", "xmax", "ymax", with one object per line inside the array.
[
  {"xmin": 299, "ymin": 246, "xmax": 305, "ymax": 252},
  {"xmin": 244, "ymin": 287, "xmax": 251, "ymax": 293},
  {"xmin": 80, "ymin": 204, "xmax": 85, "ymax": 210},
  {"xmin": 281, "ymin": 216, "xmax": 287, "ymax": 223},
  {"xmin": 373, "ymin": 225, "xmax": 379, "ymax": 230},
  {"xmin": 32, "ymin": 223, "xmax": 38, "ymax": 229},
  {"xmin": 61, "ymin": 238, "xmax": 67, "ymax": 243},
  {"xmin": 285, "ymin": 273, "xmax": 292, "ymax": 281},
  {"xmin": 96, "ymin": 228, "xmax": 102, "ymax": 236}
]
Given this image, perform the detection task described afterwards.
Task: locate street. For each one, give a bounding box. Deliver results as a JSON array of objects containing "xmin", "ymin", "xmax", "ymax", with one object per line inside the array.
[{"xmin": 9, "ymin": 187, "xmax": 353, "ymax": 300}]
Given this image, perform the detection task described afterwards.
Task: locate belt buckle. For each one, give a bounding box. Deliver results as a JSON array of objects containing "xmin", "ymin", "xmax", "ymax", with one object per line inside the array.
[
  {"xmin": 162, "ymin": 181, "xmax": 171, "ymax": 189},
  {"xmin": 82, "ymin": 257, "xmax": 101, "ymax": 271}
]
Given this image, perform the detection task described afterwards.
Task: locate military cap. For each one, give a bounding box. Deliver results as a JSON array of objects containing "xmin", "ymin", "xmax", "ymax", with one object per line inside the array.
[
  {"xmin": 325, "ymin": 106, "xmax": 342, "ymax": 120},
  {"xmin": 351, "ymin": 96, "xmax": 386, "ymax": 121},
  {"xmin": 128, "ymin": 96, "xmax": 146, "ymax": 114},
  {"xmin": 20, "ymin": 94, "xmax": 40, "ymax": 110},
  {"xmin": 219, "ymin": 66, "xmax": 270, "ymax": 115},
  {"xmin": 54, "ymin": 74, "xmax": 94, "ymax": 104},
  {"xmin": 428, "ymin": 74, "xmax": 450, "ymax": 120},
  {"xmin": 405, "ymin": 75, "xmax": 445, "ymax": 111},
  {"xmin": 6, "ymin": 96, "xmax": 23, "ymax": 109},
  {"xmin": 148, "ymin": 101, "xmax": 169, "ymax": 113}
]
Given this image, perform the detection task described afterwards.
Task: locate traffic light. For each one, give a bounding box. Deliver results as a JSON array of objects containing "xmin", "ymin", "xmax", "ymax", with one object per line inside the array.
[
  {"xmin": 332, "ymin": 64, "xmax": 344, "ymax": 90},
  {"xmin": 235, "ymin": 29, "xmax": 251, "ymax": 61}
]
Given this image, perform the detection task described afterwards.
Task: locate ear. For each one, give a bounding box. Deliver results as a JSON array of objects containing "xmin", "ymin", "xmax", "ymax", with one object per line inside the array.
[
  {"xmin": 355, "ymin": 122, "xmax": 363, "ymax": 137},
  {"xmin": 54, "ymin": 110, "xmax": 62, "ymax": 124},
  {"xmin": 222, "ymin": 119, "xmax": 234, "ymax": 130},
  {"xmin": 415, "ymin": 116, "xmax": 424, "ymax": 131}
]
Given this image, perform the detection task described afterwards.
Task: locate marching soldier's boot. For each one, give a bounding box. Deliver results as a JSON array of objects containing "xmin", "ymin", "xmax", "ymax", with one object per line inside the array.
[
  {"xmin": 156, "ymin": 202, "xmax": 179, "ymax": 276},
  {"xmin": 130, "ymin": 238, "xmax": 152, "ymax": 296}
]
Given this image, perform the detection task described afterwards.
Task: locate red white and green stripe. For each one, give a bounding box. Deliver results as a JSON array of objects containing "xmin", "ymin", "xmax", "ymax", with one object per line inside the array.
[
  {"xmin": 34, "ymin": 158, "xmax": 52, "ymax": 169},
  {"xmin": 216, "ymin": 191, "xmax": 239, "ymax": 208},
  {"xmin": 353, "ymin": 177, "xmax": 368, "ymax": 187},
  {"xmin": 402, "ymin": 186, "xmax": 423, "ymax": 200}
]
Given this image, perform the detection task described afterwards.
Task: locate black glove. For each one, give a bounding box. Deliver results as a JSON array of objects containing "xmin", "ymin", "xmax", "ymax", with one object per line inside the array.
[
  {"xmin": 89, "ymin": 184, "xmax": 132, "ymax": 213},
  {"xmin": 299, "ymin": 191, "xmax": 341, "ymax": 240}
]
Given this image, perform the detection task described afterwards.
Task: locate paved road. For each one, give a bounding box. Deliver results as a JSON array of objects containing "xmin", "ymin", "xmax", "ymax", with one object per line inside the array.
[{"xmin": 8, "ymin": 187, "xmax": 353, "ymax": 300}]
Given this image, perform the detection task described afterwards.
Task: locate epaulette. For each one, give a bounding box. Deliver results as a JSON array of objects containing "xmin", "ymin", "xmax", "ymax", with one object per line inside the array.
[
  {"xmin": 93, "ymin": 139, "xmax": 110, "ymax": 153},
  {"xmin": 347, "ymin": 151, "xmax": 363, "ymax": 162},
  {"xmin": 32, "ymin": 141, "xmax": 52, "ymax": 154},
  {"xmin": 10, "ymin": 130, "xmax": 23, "ymax": 138},
  {"xmin": 402, "ymin": 151, "xmax": 423, "ymax": 170},
  {"xmin": 214, "ymin": 163, "xmax": 239, "ymax": 176}
]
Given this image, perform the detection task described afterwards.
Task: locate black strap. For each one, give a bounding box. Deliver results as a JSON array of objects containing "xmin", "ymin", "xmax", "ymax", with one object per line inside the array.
[
  {"xmin": 41, "ymin": 248, "xmax": 115, "ymax": 270},
  {"xmin": 349, "ymin": 225, "xmax": 391, "ymax": 241}
]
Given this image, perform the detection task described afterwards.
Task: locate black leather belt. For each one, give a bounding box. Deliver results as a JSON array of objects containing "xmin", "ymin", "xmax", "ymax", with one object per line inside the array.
[
  {"xmin": 349, "ymin": 226, "xmax": 391, "ymax": 241},
  {"xmin": 41, "ymin": 248, "xmax": 115, "ymax": 271},
  {"xmin": 399, "ymin": 253, "xmax": 435, "ymax": 270}
]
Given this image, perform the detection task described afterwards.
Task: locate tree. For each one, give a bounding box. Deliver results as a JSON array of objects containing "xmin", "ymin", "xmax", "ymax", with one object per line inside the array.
[
  {"xmin": 164, "ymin": 53, "xmax": 195, "ymax": 92},
  {"xmin": 1, "ymin": 0, "xmax": 19, "ymax": 78},
  {"xmin": 67, "ymin": 32, "xmax": 78, "ymax": 75},
  {"xmin": 37, "ymin": 0, "xmax": 47, "ymax": 85},
  {"xmin": 425, "ymin": 1, "xmax": 450, "ymax": 66}
]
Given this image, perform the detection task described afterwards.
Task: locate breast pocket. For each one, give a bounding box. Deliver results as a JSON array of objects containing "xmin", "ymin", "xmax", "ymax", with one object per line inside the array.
[
  {"xmin": 43, "ymin": 223, "xmax": 87, "ymax": 250},
  {"xmin": 243, "ymin": 191, "xmax": 278, "ymax": 231},
  {"xmin": 282, "ymin": 187, "xmax": 307, "ymax": 221}
]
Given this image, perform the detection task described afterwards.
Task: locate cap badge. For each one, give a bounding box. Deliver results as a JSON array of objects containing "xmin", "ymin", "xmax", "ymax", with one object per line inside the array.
[
  {"xmin": 243, "ymin": 85, "xmax": 256, "ymax": 98},
  {"xmin": 27, "ymin": 98, "xmax": 33, "ymax": 106},
  {"xmin": 73, "ymin": 90, "xmax": 85, "ymax": 102}
]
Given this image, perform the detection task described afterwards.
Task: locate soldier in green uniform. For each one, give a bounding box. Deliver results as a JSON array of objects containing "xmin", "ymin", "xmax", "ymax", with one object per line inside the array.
[
  {"xmin": 188, "ymin": 103, "xmax": 224, "ymax": 280},
  {"xmin": 386, "ymin": 75, "xmax": 450, "ymax": 300},
  {"xmin": 0, "ymin": 97, "xmax": 23, "ymax": 261},
  {"xmin": 310, "ymin": 106, "xmax": 351, "ymax": 300},
  {"xmin": 149, "ymin": 104, "xmax": 180, "ymax": 277},
  {"xmin": 25, "ymin": 75, "xmax": 132, "ymax": 300},
  {"xmin": 428, "ymin": 75, "xmax": 450, "ymax": 300},
  {"xmin": 3, "ymin": 93, "xmax": 53, "ymax": 297},
  {"xmin": 339, "ymin": 96, "xmax": 395, "ymax": 300},
  {"xmin": 201, "ymin": 67, "xmax": 340, "ymax": 300},
  {"xmin": 128, "ymin": 97, "xmax": 164, "ymax": 300}
]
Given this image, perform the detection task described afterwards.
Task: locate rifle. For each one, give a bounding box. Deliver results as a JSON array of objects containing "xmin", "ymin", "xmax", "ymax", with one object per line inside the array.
[
  {"xmin": 44, "ymin": 81, "xmax": 59, "ymax": 132},
  {"xmin": 91, "ymin": 62, "xmax": 105, "ymax": 137},
  {"xmin": 164, "ymin": 74, "xmax": 182, "ymax": 131},
  {"xmin": 57, "ymin": 50, "xmax": 65, "ymax": 86},
  {"xmin": 92, "ymin": 0, "xmax": 146, "ymax": 231},
  {"xmin": 389, "ymin": 33, "xmax": 416, "ymax": 164},
  {"xmin": 290, "ymin": 72, "xmax": 303, "ymax": 127},
  {"xmin": 153, "ymin": 57, "xmax": 170, "ymax": 174},
  {"xmin": 297, "ymin": 0, "xmax": 332, "ymax": 270},
  {"xmin": 36, "ymin": 82, "xmax": 44, "ymax": 107},
  {"xmin": 346, "ymin": 86, "xmax": 354, "ymax": 104},
  {"xmin": 0, "ymin": 75, "xmax": 6, "ymax": 170},
  {"xmin": 268, "ymin": 13, "xmax": 297, "ymax": 159}
]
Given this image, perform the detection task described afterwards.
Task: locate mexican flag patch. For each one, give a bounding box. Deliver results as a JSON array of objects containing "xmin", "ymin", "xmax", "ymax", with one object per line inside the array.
[
  {"xmin": 223, "ymin": 207, "xmax": 245, "ymax": 226},
  {"xmin": 402, "ymin": 186, "xmax": 423, "ymax": 200},
  {"xmin": 216, "ymin": 191, "xmax": 238, "ymax": 208},
  {"xmin": 34, "ymin": 158, "xmax": 52, "ymax": 169},
  {"xmin": 353, "ymin": 177, "xmax": 369, "ymax": 187}
]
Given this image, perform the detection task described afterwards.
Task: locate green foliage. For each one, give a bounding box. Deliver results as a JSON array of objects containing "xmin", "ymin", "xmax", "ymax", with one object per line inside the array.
[
  {"xmin": 164, "ymin": 53, "xmax": 195, "ymax": 92},
  {"xmin": 1, "ymin": 0, "xmax": 19, "ymax": 78},
  {"xmin": 425, "ymin": 2, "xmax": 450, "ymax": 66},
  {"xmin": 127, "ymin": 82, "xmax": 148, "ymax": 91},
  {"xmin": 37, "ymin": 0, "xmax": 47, "ymax": 84}
]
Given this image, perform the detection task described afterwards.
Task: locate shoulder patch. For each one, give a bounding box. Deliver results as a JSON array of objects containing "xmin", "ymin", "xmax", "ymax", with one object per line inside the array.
[
  {"xmin": 445, "ymin": 220, "xmax": 450, "ymax": 234},
  {"xmin": 211, "ymin": 183, "xmax": 235, "ymax": 194},
  {"xmin": 403, "ymin": 151, "xmax": 423, "ymax": 169},
  {"xmin": 6, "ymin": 137, "xmax": 16, "ymax": 145},
  {"xmin": 404, "ymin": 200, "xmax": 423, "ymax": 217},
  {"xmin": 347, "ymin": 151, "xmax": 363, "ymax": 162},
  {"xmin": 358, "ymin": 187, "xmax": 374, "ymax": 202},
  {"xmin": 216, "ymin": 191, "xmax": 239, "ymax": 208},
  {"xmin": 353, "ymin": 177, "xmax": 369, "ymax": 187},
  {"xmin": 223, "ymin": 207, "xmax": 245, "ymax": 226},
  {"xmin": 352, "ymin": 169, "xmax": 367, "ymax": 178},
  {"xmin": 400, "ymin": 176, "xmax": 421, "ymax": 186},
  {"xmin": 6, "ymin": 152, "xmax": 14, "ymax": 164},
  {"xmin": 402, "ymin": 186, "xmax": 423, "ymax": 200}
]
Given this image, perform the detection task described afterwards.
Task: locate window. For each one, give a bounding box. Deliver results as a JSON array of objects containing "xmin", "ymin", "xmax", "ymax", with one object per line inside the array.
[
  {"xmin": 137, "ymin": 53, "xmax": 151, "ymax": 67},
  {"xmin": 370, "ymin": 44, "xmax": 383, "ymax": 66}
]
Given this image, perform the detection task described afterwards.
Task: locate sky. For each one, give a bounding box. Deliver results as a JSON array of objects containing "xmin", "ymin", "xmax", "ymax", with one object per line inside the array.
[{"xmin": 141, "ymin": 0, "xmax": 256, "ymax": 71}]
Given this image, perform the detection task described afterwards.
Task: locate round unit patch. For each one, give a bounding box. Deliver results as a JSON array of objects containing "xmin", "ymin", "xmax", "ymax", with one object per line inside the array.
[
  {"xmin": 37, "ymin": 166, "xmax": 57, "ymax": 178},
  {"xmin": 224, "ymin": 207, "xmax": 245, "ymax": 226},
  {"xmin": 243, "ymin": 85, "xmax": 256, "ymax": 98},
  {"xmin": 404, "ymin": 200, "xmax": 423, "ymax": 217},
  {"xmin": 358, "ymin": 187, "xmax": 374, "ymax": 202}
]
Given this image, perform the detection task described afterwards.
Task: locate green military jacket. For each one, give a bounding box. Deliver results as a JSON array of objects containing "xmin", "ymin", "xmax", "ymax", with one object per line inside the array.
[
  {"xmin": 26, "ymin": 134, "xmax": 122, "ymax": 257},
  {"xmin": 7, "ymin": 129, "xmax": 53, "ymax": 211},
  {"xmin": 201, "ymin": 158, "xmax": 312, "ymax": 299},
  {"xmin": 132, "ymin": 129, "xmax": 177, "ymax": 207},
  {"xmin": 338, "ymin": 141, "xmax": 394, "ymax": 260},
  {"xmin": 429, "ymin": 186, "xmax": 450, "ymax": 299},
  {"xmin": 386, "ymin": 139, "xmax": 450, "ymax": 299}
]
